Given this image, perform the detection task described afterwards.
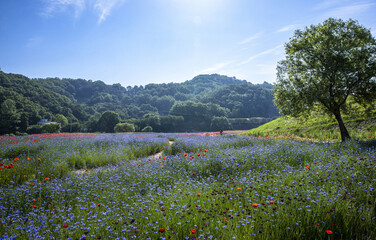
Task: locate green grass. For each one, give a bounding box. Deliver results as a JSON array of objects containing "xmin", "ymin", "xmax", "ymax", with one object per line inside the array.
[{"xmin": 243, "ymin": 102, "xmax": 376, "ymax": 142}]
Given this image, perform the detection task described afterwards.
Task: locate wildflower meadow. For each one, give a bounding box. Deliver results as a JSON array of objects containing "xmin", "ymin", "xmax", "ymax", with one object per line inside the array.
[{"xmin": 0, "ymin": 133, "xmax": 375, "ymax": 239}]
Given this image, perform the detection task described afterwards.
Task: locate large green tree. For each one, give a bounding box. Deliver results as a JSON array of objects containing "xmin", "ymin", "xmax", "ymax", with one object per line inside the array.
[
  {"xmin": 274, "ymin": 18, "xmax": 376, "ymax": 141},
  {"xmin": 97, "ymin": 111, "xmax": 121, "ymax": 133}
]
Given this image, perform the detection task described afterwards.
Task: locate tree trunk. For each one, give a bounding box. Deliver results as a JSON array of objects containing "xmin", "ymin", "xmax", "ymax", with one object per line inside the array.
[{"xmin": 333, "ymin": 109, "xmax": 351, "ymax": 142}]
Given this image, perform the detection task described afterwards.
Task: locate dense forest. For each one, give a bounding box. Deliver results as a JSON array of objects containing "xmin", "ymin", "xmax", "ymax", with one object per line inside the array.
[{"xmin": 0, "ymin": 70, "xmax": 279, "ymax": 134}]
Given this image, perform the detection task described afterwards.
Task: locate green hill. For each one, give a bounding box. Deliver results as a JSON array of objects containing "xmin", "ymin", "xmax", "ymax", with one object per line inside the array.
[
  {"xmin": 243, "ymin": 99, "xmax": 376, "ymax": 141},
  {"xmin": 0, "ymin": 71, "xmax": 279, "ymax": 134}
]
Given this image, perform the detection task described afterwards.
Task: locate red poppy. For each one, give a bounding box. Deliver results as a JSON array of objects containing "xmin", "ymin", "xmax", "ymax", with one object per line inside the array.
[
  {"xmin": 204, "ymin": 150, "xmax": 207, "ymax": 152},
  {"xmin": 97, "ymin": 203, "xmax": 101, "ymax": 207},
  {"xmin": 237, "ymin": 187, "xmax": 242, "ymax": 190},
  {"xmin": 14, "ymin": 158, "xmax": 19, "ymax": 161},
  {"xmin": 305, "ymin": 165, "xmax": 310, "ymax": 169},
  {"xmin": 31, "ymin": 205, "xmax": 37, "ymax": 208},
  {"xmin": 197, "ymin": 192, "xmax": 201, "ymax": 196},
  {"xmin": 325, "ymin": 230, "xmax": 333, "ymax": 234},
  {"xmin": 161, "ymin": 208, "xmax": 165, "ymax": 211},
  {"xmin": 159, "ymin": 228, "xmax": 165, "ymax": 233},
  {"xmin": 184, "ymin": 154, "xmax": 188, "ymax": 157},
  {"xmin": 253, "ymin": 203, "xmax": 258, "ymax": 207},
  {"xmin": 199, "ymin": 149, "xmax": 202, "ymax": 151},
  {"xmin": 62, "ymin": 224, "xmax": 68, "ymax": 228},
  {"xmin": 190, "ymin": 229, "xmax": 196, "ymax": 234}
]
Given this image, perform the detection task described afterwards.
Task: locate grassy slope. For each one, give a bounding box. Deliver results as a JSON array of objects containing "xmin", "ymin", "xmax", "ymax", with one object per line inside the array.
[{"xmin": 243, "ymin": 101, "xmax": 376, "ymax": 141}]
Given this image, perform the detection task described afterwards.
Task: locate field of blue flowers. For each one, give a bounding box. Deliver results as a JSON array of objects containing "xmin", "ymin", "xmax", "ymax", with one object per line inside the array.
[{"xmin": 0, "ymin": 133, "xmax": 375, "ymax": 239}]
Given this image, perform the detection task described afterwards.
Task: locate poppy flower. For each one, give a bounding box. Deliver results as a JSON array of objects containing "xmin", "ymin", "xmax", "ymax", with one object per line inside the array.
[
  {"xmin": 31, "ymin": 205, "xmax": 37, "ymax": 208},
  {"xmin": 161, "ymin": 208, "xmax": 165, "ymax": 211},
  {"xmin": 138, "ymin": 164, "xmax": 141, "ymax": 166},
  {"xmin": 14, "ymin": 158, "xmax": 19, "ymax": 161},
  {"xmin": 62, "ymin": 224, "xmax": 68, "ymax": 228},
  {"xmin": 197, "ymin": 192, "xmax": 201, "ymax": 196},
  {"xmin": 269, "ymin": 200, "xmax": 274, "ymax": 204},
  {"xmin": 253, "ymin": 203, "xmax": 258, "ymax": 207},
  {"xmin": 204, "ymin": 150, "xmax": 207, "ymax": 152},
  {"xmin": 305, "ymin": 165, "xmax": 310, "ymax": 169},
  {"xmin": 184, "ymin": 154, "xmax": 188, "ymax": 157},
  {"xmin": 199, "ymin": 149, "xmax": 202, "ymax": 151},
  {"xmin": 237, "ymin": 188, "xmax": 242, "ymax": 190},
  {"xmin": 159, "ymin": 228, "xmax": 165, "ymax": 233},
  {"xmin": 325, "ymin": 230, "xmax": 333, "ymax": 234},
  {"xmin": 190, "ymin": 229, "xmax": 196, "ymax": 234},
  {"xmin": 97, "ymin": 203, "xmax": 101, "ymax": 207}
]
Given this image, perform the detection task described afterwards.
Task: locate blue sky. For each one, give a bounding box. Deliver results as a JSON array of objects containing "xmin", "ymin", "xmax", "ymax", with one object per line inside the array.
[{"xmin": 1, "ymin": 0, "xmax": 375, "ymax": 87}]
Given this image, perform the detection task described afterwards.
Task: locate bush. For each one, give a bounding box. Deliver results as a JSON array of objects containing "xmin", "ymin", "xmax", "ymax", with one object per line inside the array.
[
  {"xmin": 27, "ymin": 125, "xmax": 42, "ymax": 134},
  {"xmin": 114, "ymin": 123, "xmax": 136, "ymax": 133},
  {"xmin": 210, "ymin": 116, "xmax": 232, "ymax": 131},
  {"xmin": 41, "ymin": 122, "xmax": 61, "ymax": 133},
  {"xmin": 141, "ymin": 126, "xmax": 153, "ymax": 132}
]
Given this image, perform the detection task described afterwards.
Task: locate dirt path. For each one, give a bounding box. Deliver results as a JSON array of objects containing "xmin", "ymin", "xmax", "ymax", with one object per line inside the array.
[{"xmin": 74, "ymin": 140, "xmax": 174, "ymax": 175}]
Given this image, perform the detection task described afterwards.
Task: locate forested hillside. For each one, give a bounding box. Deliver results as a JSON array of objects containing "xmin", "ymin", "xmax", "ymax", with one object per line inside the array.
[{"xmin": 0, "ymin": 71, "xmax": 278, "ymax": 134}]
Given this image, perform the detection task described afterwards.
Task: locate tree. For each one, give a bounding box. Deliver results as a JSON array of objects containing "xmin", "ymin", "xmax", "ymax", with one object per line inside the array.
[
  {"xmin": 114, "ymin": 123, "xmax": 135, "ymax": 133},
  {"xmin": 97, "ymin": 111, "xmax": 121, "ymax": 133},
  {"xmin": 274, "ymin": 18, "xmax": 376, "ymax": 141},
  {"xmin": 41, "ymin": 122, "xmax": 61, "ymax": 133},
  {"xmin": 0, "ymin": 99, "xmax": 20, "ymax": 134},
  {"xmin": 210, "ymin": 116, "xmax": 232, "ymax": 131},
  {"xmin": 53, "ymin": 114, "xmax": 68, "ymax": 128}
]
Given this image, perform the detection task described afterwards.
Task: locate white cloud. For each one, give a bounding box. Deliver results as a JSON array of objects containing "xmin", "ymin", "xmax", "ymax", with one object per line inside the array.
[
  {"xmin": 42, "ymin": 0, "xmax": 85, "ymax": 18},
  {"xmin": 240, "ymin": 45, "xmax": 283, "ymax": 65},
  {"xmin": 199, "ymin": 61, "xmax": 232, "ymax": 74},
  {"xmin": 26, "ymin": 36, "xmax": 43, "ymax": 48},
  {"xmin": 276, "ymin": 24, "xmax": 299, "ymax": 33},
  {"xmin": 95, "ymin": 0, "xmax": 126, "ymax": 24},
  {"xmin": 41, "ymin": 0, "xmax": 126, "ymax": 23},
  {"xmin": 238, "ymin": 32, "xmax": 262, "ymax": 45},
  {"xmin": 323, "ymin": 2, "xmax": 375, "ymax": 19},
  {"xmin": 313, "ymin": 0, "xmax": 343, "ymax": 11}
]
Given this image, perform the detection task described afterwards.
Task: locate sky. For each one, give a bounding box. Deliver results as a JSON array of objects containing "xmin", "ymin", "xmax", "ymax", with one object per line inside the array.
[{"xmin": 0, "ymin": 0, "xmax": 376, "ymax": 87}]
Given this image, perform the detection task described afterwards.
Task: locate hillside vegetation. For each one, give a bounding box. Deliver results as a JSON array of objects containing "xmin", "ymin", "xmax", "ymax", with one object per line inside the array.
[
  {"xmin": 244, "ymin": 98, "xmax": 376, "ymax": 141},
  {"xmin": 0, "ymin": 71, "xmax": 278, "ymax": 134}
]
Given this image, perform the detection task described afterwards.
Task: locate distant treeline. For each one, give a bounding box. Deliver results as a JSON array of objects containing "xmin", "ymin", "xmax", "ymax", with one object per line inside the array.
[{"xmin": 0, "ymin": 71, "xmax": 279, "ymax": 135}]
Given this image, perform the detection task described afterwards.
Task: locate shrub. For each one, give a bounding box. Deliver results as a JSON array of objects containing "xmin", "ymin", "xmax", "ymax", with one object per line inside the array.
[
  {"xmin": 142, "ymin": 126, "xmax": 153, "ymax": 132},
  {"xmin": 114, "ymin": 123, "xmax": 136, "ymax": 133},
  {"xmin": 41, "ymin": 122, "xmax": 61, "ymax": 133},
  {"xmin": 26, "ymin": 125, "xmax": 42, "ymax": 134}
]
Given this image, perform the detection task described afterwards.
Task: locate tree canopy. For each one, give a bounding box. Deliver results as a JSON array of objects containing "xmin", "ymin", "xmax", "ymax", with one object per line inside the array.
[{"xmin": 274, "ymin": 18, "xmax": 376, "ymax": 141}]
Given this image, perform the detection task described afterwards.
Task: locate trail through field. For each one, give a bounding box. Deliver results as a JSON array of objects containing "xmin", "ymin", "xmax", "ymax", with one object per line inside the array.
[{"xmin": 74, "ymin": 140, "xmax": 174, "ymax": 175}]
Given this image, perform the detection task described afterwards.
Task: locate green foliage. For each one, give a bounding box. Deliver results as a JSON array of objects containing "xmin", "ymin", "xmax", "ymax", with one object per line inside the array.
[
  {"xmin": 210, "ymin": 116, "xmax": 232, "ymax": 131},
  {"xmin": 1, "ymin": 70, "xmax": 278, "ymax": 134},
  {"xmin": 53, "ymin": 114, "xmax": 68, "ymax": 128},
  {"xmin": 26, "ymin": 125, "xmax": 42, "ymax": 134},
  {"xmin": 114, "ymin": 122, "xmax": 135, "ymax": 132},
  {"xmin": 274, "ymin": 18, "xmax": 376, "ymax": 141},
  {"xmin": 41, "ymin": 122, "xmax": 61, "ymax": 133},
  {"xmin": 141, "ymin": 126, "xmax": 153, "ymax": 132},
  {"xmin": 97, "ymin": 111, "xmax": 121, "ymax": 133}
]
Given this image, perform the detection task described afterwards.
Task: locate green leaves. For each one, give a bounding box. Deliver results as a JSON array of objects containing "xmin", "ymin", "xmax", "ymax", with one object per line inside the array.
[{"xmin": 274, "ymin": 18, "xmax": 376, "ymax": 141}]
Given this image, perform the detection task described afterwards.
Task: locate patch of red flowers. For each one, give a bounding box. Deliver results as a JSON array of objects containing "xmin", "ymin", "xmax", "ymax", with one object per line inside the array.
[
  {"xmin": 62, "ymin": 224, "xmax": 68, "ymax": 228},
  {"xmin": 325, "ymin": 230, "xmax": 333, "ymax": 234},
  {"xmin": 159, "ymin": 228, "xmax": 165, "ymax": 233}
]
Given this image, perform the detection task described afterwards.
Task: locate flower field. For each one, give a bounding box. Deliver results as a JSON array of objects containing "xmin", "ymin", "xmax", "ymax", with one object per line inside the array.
[{"xmin": 0, "ymin": 133, "xmax": 375, "ymax": 239}]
